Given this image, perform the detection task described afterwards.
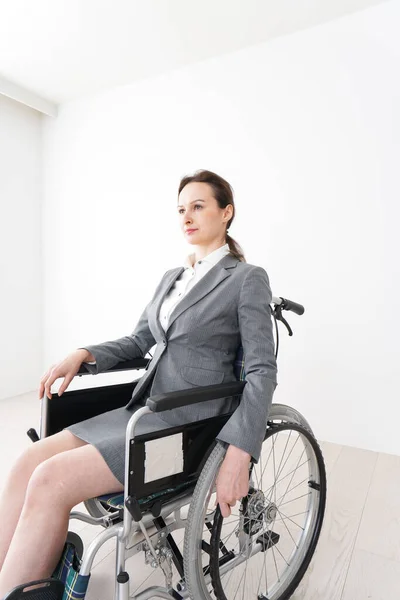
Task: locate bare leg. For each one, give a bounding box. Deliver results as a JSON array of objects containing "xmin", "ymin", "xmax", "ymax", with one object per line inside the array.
[
  {"xmin": 0, "ymin": 443, "xmax": 123, "ymax": 597},
  {"xmin": 0, "ymin": 431, "xmax": 88, "ymax": 572}
]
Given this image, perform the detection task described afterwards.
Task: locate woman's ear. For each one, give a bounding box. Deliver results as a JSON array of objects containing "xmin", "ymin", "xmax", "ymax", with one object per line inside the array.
[{"xmin": 224, "ymin": 204, "xmax": 234, "ymax": 222}]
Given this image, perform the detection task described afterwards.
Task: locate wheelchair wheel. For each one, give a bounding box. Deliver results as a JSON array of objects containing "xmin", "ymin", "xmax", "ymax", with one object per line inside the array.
[{"xmin": 183, "ymin": 420, "xmax": 326, "ymax": 600}]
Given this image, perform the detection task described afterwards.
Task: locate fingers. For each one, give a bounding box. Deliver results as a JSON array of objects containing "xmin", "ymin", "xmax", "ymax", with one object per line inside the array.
[
  {"xmin": 39, "ymin": 356, "xmax": 79, "ymax": 399},
  {"xmin": 58, "ymin": 374, "xmax": 74, "ymax": 397},
  {"xmin": 39, "ymin": 364, "xmax": 58, "ymax": 400},
  {"xmin": 219, "ymin": 502, "xmax": 231, "ymax": 518},
  {"xmin": 44, "ymin": 375, "xmax": 56, "ymax": 400},
  {"xmin": 39, "ymin": 365, "xmax": 54, "ymax": 399},
  {"xmin": 39, "ymin": 372, "xmax": 47, "ymax": 398},
  {"xmin": 215, "ymin": 496, "xmax": 237, "ymax": 518}
]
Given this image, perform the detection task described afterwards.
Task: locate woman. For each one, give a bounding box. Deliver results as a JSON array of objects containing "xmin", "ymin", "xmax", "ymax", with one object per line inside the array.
[{"xmin": 0, "ymin": 169, "xmax": 277, "ymax": 596}]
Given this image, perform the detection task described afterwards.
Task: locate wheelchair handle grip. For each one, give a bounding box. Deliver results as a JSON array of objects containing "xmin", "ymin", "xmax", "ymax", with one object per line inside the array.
[
  {"xmin": 146, "ymin": 381, "xmax": 246, "ymax": 412},
  {"xmin": 276, "ymin": 296, "xmax": 305, "ymax": 316}
]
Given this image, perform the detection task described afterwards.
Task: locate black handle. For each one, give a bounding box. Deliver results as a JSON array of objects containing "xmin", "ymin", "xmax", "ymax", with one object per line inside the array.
[
  {"xmin": 27, "ymin": 428, "xmax": 40, "ymax": 443},
  {"xmin": 77, "ymin": 357, "xmax": 150, "ymax": 376},
  {"xmin": 146, "ymin": 381, "xmax": 246, "ymax": 413},
  {"xmin": 279, "ymin": 297, "xmax": 305, "ymax": 316}
]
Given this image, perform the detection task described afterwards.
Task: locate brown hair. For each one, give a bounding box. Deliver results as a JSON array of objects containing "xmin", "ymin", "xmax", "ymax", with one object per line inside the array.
[{"xmin": 178, "ymin": 169, "xmax": 246, "ymax": 262}]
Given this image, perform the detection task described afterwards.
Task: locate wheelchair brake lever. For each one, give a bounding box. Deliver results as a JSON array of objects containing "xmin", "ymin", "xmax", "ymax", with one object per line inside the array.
[
  {"xmin": 273, "ymin": 306, "xmax": 293, "ymax": 336},
  {"xmin": 279, "ymin": 315, "xmax": 293, "ymax": 336}
]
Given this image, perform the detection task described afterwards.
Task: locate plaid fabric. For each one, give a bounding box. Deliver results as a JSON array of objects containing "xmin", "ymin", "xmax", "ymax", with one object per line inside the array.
[
  {"xmin": 233, "ymin": 345, "xmax": 246, "ymax": 381},
  {"xmin": 52, "ymin": 542, "xmax": 90, "ymax": 600}
]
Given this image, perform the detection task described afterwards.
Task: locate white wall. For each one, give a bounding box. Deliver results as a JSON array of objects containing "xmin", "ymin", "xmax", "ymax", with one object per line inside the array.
[
  {"xmin": 42, "ymin": 0, "xmax": 400, "ymax": 454},
  {"xmin": 0, "ymin": 95, "xmax": 43, "ymax": 400}
]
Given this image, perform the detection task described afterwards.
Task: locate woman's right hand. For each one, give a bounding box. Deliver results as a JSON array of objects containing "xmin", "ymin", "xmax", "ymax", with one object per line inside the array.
[{"xmin": 38, "ymin": 349, "xmax": 91, "ymax": 400}]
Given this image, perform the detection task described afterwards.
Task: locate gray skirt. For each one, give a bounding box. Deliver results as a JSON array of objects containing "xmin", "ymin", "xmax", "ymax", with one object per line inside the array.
[{"xmin": 65, "ymin": 392, "xmax": 175, "ymax": 485}]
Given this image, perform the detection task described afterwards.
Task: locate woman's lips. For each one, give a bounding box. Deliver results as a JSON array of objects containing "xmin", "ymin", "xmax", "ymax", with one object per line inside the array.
[{"xmin": 186, "ymin": 229, "xmax": 198, "ymax": 234}]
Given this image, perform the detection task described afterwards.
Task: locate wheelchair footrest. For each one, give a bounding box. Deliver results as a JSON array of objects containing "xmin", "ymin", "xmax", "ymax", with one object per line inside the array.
[
  {"xmin": 3, "ymin": 579, "xmax": 64, "ymax": 600},
  {"xmin": 256, "ymin": 530, "xmax": 280, "ymax": 551}
]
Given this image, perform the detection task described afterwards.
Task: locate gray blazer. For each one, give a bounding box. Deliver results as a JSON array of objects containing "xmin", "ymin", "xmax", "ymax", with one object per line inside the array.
[{"xmin": 82, "ymin": 254, "xmax": 278, "ymax": 463}]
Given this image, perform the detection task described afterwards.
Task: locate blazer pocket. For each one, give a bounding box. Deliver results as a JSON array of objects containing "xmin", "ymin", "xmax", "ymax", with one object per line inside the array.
[{"xmin": 181, "ymin": 365, "xmax": 225, "ymax": 386}]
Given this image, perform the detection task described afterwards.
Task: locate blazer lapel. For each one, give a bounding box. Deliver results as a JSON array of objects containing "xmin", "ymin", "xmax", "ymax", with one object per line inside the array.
[
  {"xmin": 165, "ymin": 254, "xmax": 239, "ymax": 333},
  {"xmin": 151, "ymin": 267, "xmax": 185, "ymax": 337}
]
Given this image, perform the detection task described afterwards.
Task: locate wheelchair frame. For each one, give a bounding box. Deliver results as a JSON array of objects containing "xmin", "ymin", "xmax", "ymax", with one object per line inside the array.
[
  {"xmin": 16, "ymin": 294, "xmax": 321, "ymax": 600},
  {"xmin": 29, "ymin": 359, "xmax": 317, "ymax": 600},
  {"xmin": 38, "ymin": 365, "xmax": 248, "ymax": 599}
]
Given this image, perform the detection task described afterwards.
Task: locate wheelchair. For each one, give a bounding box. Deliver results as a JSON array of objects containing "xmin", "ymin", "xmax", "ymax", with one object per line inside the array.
[{"xmin": 8, "ymin": 295, "xmax": 326, "ymax": 600}]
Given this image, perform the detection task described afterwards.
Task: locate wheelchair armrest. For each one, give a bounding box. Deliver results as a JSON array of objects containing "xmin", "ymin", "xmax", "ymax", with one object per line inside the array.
[
  {"xmin": 77, "ymin": 357, "xmax": 150, "ymax": 376},
  {"xmin": 146, "ymin": 381, "xmax": 246, "ymax": 412}
]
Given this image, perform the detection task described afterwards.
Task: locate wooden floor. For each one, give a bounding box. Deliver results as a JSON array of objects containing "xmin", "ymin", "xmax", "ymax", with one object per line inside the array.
[{"xmin": 1, "ymin": 390, "xmax": 400, "ymax": 599}]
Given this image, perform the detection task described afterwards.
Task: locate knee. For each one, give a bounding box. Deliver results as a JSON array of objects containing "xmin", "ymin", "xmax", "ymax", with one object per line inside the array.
[
  {"xmin": 11, "ymin": 435, "xmax": 67, "ymax": 482},
  {"xmin": 8, "ymin": 445, "xmax": 43, "ymax": 484},
  {"xmin": 24, "ymin": 458, "xmax": 69, "ymax": 511}
]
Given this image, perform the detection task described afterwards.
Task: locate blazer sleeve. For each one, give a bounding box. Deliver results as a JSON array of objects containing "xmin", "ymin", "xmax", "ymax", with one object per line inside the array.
[
  {"xmin": 216, "ymin": 266, "xmax": 278, "ymax": 463},
  {"xmin": 79, "ymin": 270, "xmax": 170, "ymax": 374}
]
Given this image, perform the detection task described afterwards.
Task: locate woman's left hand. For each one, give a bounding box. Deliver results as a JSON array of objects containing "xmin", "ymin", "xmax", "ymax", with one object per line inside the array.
[{"xmin": 215, "ymin": 445, "xmax": 251, "ymax": 518}]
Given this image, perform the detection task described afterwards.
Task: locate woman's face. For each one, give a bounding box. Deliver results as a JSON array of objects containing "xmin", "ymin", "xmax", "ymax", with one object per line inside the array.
[{"xmin": 177, "ymin": 182, "xmax": 232, "ymax": 246}]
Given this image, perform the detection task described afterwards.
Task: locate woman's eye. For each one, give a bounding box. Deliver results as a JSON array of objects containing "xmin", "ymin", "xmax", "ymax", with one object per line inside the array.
[{"xmin": 178, "ymin": 205, "xmax": 202, "ymax": 214}]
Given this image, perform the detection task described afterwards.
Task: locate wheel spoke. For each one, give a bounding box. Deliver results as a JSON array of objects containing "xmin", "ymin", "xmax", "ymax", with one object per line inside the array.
[
  {"xmin": 276, "ymin": 507, "xmax": 306, "ymax": 531},
  {"xmin": 262, "ymin": 431, "xmax": 300, "ymax": 486},
  {"xmin": 263, "ymin": 458, "xmax": 311, "ymax": 497},
  {"xmin": 276, "ymin": 474, "xmax": 311, "ymax": 502},
  {"xmin": 274, "ymin": 507, "xmax": 299, "ymax": 547},
  {"xmin": 279, "ymin": 491, "xmax": 311, "ymax": 509}
]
